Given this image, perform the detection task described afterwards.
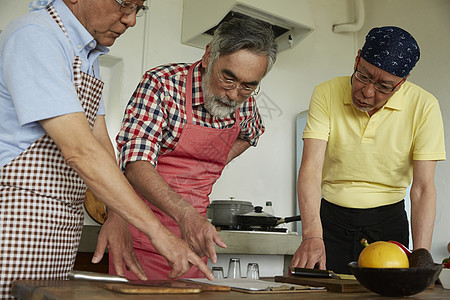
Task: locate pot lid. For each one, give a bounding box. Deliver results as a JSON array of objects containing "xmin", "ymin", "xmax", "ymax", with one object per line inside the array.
[
  {"xmin": 210, "ymin": 199, "xmax": 253, "ymax": 206},
  {"xmin": 241, "ymin": 206, "xmax": 275, "ymax": 217}
]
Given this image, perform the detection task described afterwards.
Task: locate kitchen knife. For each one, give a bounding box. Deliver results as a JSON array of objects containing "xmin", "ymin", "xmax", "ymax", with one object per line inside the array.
[
  {"xmin": 68, "ymin": 270, "xmax": 195, "ymax": 286},
  {"xmin": 290, "ymin": 267, "xmax": 338, "ymax": 278},
  {"xmin": 68, "ymin": 270, "xmax": 231, "ymax": 291},
  {"xmin": 68, "ymin": 270, "xmax": 129, "ymax": 283}
]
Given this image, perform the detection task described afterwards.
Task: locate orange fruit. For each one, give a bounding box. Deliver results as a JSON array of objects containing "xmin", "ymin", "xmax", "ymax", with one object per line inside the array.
[{"xmin": 358, "ymin": 241, "xmax": 409, "ymax": 268}]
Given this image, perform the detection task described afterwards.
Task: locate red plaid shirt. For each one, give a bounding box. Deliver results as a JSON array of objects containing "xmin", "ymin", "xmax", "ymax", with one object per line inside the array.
[{"xmin": 117, "ymin": 61, "xmax": 265, "ymax": 171}]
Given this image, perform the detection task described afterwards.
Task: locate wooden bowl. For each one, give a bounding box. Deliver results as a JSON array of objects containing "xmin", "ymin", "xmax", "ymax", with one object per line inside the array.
[{"xmin": 348, "ymin": 261, "xmax": 443, "ymax": 297}]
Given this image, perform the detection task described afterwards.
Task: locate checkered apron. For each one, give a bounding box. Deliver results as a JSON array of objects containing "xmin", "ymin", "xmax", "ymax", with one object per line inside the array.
[{"xmin": 0, "ymin": 4, "xmax": 103, "ymax": 299}]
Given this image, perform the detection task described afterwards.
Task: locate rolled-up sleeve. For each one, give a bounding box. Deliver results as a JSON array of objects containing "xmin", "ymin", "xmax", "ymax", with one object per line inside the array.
[
  {"xmin": 238, "ymin": 96, "xmax": 265, "ymax": 146},
  {"xmin": 116, "ymin": 73, "xmax": 167, "ymax": 171}
]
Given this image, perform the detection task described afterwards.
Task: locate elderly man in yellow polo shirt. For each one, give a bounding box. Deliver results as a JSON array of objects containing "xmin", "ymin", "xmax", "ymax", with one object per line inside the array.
[{"xmin": 290, "ymin": 26, "xmax": 445, "ymax": 274}]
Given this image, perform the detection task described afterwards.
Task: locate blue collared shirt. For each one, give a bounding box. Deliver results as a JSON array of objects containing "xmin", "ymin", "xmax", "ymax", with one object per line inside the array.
[{"xmin": 0, "ymin": 0, "xmax": 108, "ymax": 167}]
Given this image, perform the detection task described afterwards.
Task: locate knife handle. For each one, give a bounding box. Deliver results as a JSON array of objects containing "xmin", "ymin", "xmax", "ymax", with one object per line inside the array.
[
  {"xmin": 68, "ymin": 270, "xmax": 129, "ymax": 283},
  {"xmin": 289, "ymin": 267, "xmax": 334, "ymax": 278}
]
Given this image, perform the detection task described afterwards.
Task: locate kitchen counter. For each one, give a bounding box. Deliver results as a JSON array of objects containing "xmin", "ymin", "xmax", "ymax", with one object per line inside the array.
[
  {"xmin": 79, "ymin": 226, "xmax": 302, "ymax": 255},
  {"xmin": 215, "ymin": 231, "xmax": 301, "ymax": 255},
  {"xmin": 77, "ymin": 226, "xmax": 302, "ymax": 275},
  {"xmin": 12, "ymin": 279, "xmax": 450, "ymax": 299},
  {"xmin": 214, "ymin": 230, "xmax": 301, "ymax": 275}
]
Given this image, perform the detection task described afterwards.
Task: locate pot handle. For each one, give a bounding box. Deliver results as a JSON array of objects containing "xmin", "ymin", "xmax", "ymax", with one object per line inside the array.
[{"xmin": 282, "ymin": 215, "xmax": 302, "ymax": 223}]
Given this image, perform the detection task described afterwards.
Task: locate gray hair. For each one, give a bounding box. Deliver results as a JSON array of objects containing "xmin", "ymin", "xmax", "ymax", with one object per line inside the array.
[{"xmin": 208, "ymin": 17, "xmax": 278, "ymax": 76}]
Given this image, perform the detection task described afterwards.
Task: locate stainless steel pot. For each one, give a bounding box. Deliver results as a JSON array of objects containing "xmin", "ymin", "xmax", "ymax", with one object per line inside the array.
[{"xmin": 207, "ymin": 199, "xmax": 253, "ymax": 227}]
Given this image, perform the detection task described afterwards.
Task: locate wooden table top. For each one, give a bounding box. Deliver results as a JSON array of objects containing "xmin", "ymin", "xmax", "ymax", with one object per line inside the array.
[{"xmin": 12, "ymin": 279, "xmax": 450, "ymax": 300}]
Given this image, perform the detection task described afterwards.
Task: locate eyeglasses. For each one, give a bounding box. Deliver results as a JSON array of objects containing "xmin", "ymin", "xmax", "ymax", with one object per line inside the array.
[
  {"xmin": 353, "ymin": 56, "xmax": 405, "ymax": 94},
  {"xmin": 216, "ymin": 62, "xmax": 261, "ymax": 97},
  {"xmin": 114, "ymin": 0, "xmax": 149, "ymax": 17}
]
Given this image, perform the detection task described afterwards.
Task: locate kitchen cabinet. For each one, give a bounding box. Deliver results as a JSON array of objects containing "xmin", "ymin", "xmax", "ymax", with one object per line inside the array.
[
  {"xmin": 214, "ymin": 231, "xmax": 301, "ymax": 276},
  {"xmin": 73, "ymin": 252, "xmax": 109, "ymax": 274},
  {"xmin": 216, "ymin": 231, "xmax": 301, "ymax": 255},
  {"xmin": 74, "ymin": 226, "xmax": 109, "ymax": 273}
]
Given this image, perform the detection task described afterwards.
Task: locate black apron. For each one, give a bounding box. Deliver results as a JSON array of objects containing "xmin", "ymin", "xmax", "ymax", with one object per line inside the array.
[{"xmin": 320, "ymin": 198, "xmax": 409, "ymax": 274}]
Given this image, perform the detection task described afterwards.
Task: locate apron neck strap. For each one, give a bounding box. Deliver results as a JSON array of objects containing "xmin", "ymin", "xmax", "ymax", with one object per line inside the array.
[
  {"xmin": 46, "ymin": 4, "xmax": 70, "ymax": 41},
  {"xmin": 185, "ymin": 60, "xmax": 201, "ymax": 123}
]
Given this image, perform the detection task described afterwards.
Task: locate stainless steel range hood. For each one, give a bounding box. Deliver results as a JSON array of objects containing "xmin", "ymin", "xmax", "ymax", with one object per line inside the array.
[{"xmin": 182, "ymin": 0, "xmax": 314, "ymax": 52}]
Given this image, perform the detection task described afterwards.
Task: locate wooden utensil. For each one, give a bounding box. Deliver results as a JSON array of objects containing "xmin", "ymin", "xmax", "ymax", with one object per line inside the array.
[
  {"xmin": 84, "ymin": 189, "xmax": 108, "ymax": 224},
  {"xmin": 104, "ymin": 279, "xmax": 232, "ymax": 294},
  {"xmin": 103, "ymin": 283, "xmax": 201, "ymax": 294}
]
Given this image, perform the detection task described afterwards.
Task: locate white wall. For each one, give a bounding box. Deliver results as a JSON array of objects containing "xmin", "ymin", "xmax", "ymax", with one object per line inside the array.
[{"xmin": 0, "ymin": 1, "xmax": 28, "ymax": 29}]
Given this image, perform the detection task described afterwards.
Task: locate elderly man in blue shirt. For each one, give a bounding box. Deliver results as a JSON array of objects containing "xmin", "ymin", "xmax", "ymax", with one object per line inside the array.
[{"xmin": 0, "ymin": 0, "xmax": 212, "ymax": 298}]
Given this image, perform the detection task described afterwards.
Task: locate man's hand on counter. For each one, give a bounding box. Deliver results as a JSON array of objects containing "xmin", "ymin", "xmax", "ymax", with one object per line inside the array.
[
  {"xmin": 149, "ymin": 223, "xmax": 214, "ymax": 280},
  {"xmin": 178, "ymin": 211, "xmax": 227, "ymax": 264},
  {"xmin": 92, "ymin": 210, "xmax": 214, "ymax": 281},
  {"xmin": 290, "ymin": 237, "xmax": 327, "ymax": 270}
]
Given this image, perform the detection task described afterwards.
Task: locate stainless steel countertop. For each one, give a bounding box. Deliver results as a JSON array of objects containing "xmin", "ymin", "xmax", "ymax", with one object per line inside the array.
[
  {"xmin": 78, "ymin": 225, "xmax": 302, "ymax": 255},
  {"xmin": 215, "ymin": 230, "xmax": 301, "ymax": 255}
]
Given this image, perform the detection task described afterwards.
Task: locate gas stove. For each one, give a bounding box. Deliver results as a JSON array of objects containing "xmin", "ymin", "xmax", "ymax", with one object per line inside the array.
[{"xmin": 215, "ymin": 225, "xmax": 288, "ymax": 233}]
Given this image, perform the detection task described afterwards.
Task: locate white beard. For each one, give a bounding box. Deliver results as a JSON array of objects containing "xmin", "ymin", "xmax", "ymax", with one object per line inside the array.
[
  {"xmin": 203, "ymin": 93, "xmax": 240, "ymax": 118},
  {"xmin": 202, "ymin": 65, "xmax": 241, "ymax": 118}
]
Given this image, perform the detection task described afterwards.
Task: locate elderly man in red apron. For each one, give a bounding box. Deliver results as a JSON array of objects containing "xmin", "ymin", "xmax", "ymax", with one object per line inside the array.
[
  {"xmin": 0, "ymin": 0, "xmax": 212, "ymax": 298},
  {"xmin": 101, "ymin": 18, "xmax": 279, "ymax": 279}
]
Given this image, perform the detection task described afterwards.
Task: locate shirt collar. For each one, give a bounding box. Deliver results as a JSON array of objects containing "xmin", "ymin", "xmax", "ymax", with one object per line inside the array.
[
  {"xmin": 52, "ymin": 0, "xmax": 109, "ymax": 56},
  {"xmin": 345, "ymin": 76, "xmax": 404, "ymax": 112},
  {"xmin": 191, "ymin": 61, "xmax": 205, "ymax": 107},
  {"xmin": 382, "ymin": 85, "xmax": 404, "ymax": 111}
]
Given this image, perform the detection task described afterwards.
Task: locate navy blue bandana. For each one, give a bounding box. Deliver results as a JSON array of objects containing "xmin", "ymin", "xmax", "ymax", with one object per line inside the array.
[{"xmin": 361, "ymin": 26, "xmax": 420, "ymax": 78}]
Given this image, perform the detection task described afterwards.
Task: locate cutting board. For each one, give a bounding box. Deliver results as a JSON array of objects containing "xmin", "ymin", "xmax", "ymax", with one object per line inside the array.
[
  {"xmin": 185, "ymin": 278, "xmax": 326, "ymax": 294},
  {"xmin": 103, "ymin": 279, "xmax": 231, "ymax": 294},
  {"xmin": 104, "ymin": 283, "xmax": 201, "ymax": 294},
  {"xmin": 275, "ymin": 275, "xmax": 368, "ymax": 293}
]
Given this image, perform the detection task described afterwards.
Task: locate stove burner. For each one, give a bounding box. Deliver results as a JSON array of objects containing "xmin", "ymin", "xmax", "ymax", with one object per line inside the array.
[
  {"xmin": 215, "ymin": 225, "xmax": 287, "ymax": 233},
  {"xmin": 215, "ymin": 225, "xmax": 239, "ymax": 231}
]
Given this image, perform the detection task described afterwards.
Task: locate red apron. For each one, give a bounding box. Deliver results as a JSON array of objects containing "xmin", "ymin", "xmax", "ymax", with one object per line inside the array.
[
  {"xmin": 0, "ymin": 4, "xmax": 103, "ymax": 299},
  {"xmin": 116, "ymin": 61, "xmax": 241, "ymax": 279}
]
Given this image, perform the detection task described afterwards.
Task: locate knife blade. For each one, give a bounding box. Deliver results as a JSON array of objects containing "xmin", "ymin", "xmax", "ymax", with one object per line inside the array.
[
  {"xmin": 68, "ymin": 270, "xmax": 129, "ymax": 283},
  {"xmin": 68, "ymin": 270, "xmax": 231, "ymax": 291},
  {"xmin": 68, "ymin": 271, "xmax": 196, "ymax": 286}
]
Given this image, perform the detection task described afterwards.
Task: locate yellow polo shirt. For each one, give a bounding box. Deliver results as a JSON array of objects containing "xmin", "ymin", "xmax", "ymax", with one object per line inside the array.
[{"xmin": 303, "ymin": 76, "xmax": 446, "ymax": 208}]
